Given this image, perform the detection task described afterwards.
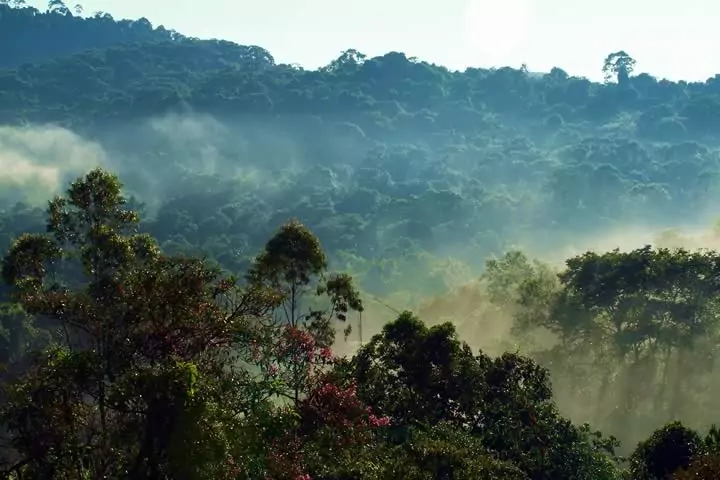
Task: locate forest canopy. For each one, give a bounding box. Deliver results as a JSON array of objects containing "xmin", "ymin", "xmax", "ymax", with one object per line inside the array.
[{"xmin": 3, "ymin": 1, "xmax": 720, "ymax": 479}]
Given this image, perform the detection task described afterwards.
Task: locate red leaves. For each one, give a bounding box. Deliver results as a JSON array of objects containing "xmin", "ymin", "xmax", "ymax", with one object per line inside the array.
[
  {"xmin": 368, "ymin": 413, "xmax": 391, "ymax": 427},
  {"xmin": 262, "ymin": 376, "xmax": 389, "ymax": 480},
  {"xmin": 267, "ymin": 432, "xmax": 307, "ymax": 480},
  {"xmin": 253, "ymin": 321, "xmax": 389, "ymax": 480},
  {"xmin": 318, "ymin": 347, "xmax": 332, "ymax": 361},
  {"xmin": 277, "ymin": 326, "xmax": 316, "ymax": 360},
  {"xmin": 216, "ymin": 278, "xmax": 234, "ymax": 293},
  {"xmin": 273, "ymin": 326, "xmax": 337, "ymax": 368},
  {"xmin": 255, "ymin": 325, "xmax": 338, "ymax": 395},
  {"xmin": 223, "ymin": 456, "xmax": 241, "ymax": 479},
  {"xmin": 298, "ymin": 375, "xmax": 391, "ymax": 443}
]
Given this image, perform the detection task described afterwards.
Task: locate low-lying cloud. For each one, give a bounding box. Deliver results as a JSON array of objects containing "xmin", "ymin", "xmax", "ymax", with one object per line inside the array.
[{"xmin": 0, "ymin": 124, "xmax": 107, "ymax": 203}]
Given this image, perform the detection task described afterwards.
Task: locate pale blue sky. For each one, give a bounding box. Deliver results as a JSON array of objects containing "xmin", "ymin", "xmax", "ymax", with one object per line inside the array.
[{"xmin": 27, "ymin": 0, "xmax": 720, "ymax": 81}]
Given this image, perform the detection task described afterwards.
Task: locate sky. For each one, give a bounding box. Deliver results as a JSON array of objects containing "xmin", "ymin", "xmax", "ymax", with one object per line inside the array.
[{"xmin": 26, "ymin": 0, "xmax": 720, "ymax": 82}]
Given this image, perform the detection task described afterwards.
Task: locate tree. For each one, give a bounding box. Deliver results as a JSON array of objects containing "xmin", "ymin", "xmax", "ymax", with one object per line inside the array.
[
  {"xmin": 630, "ymin": 421, "xmax": 704, "ymax": 480},
  {"xmin": 322, "ymin": 49, "xmax": 367, "ymax": 75},
  {"xmin": 352, "ymin": 311, "xmax": 487, "ymax": 429},
  {"xmin": 0, "ymin": 169, "xmax": 276, "ymax": 478},
  {"xmin": 47, "ymin": 0, "xmax": 70, "ymax": 15},
  {"xmin": 673, "ymin": 453, "xmax": 720, "ymax": 479},
  {"xmin": 379, "ymin": 422, "xmax": 529, "ymax": 479},
  {"xmin": 244, "ymin": 219, "xmax": 363, "ymax": 405},
  {"xmin": 557, "ymin": 246, "xmax": 720, "ymax": 427},
  {"xmin": 348, "ymin": 312, "xmax": 622, "ymax": 480},
  {"xmin": 602, "ymin": 51, "xmax": 636, "ymax": 85},
  {"xmin": 246, "ymin": 218, "xmax": 328, "ymax": 329},
  {"xmin": 483, "ymin": 250, "xmax": 537, "ymax": 306},
  {"xmin": 0, "ymin": 302, "xmax": 53, "ymax": 378}
]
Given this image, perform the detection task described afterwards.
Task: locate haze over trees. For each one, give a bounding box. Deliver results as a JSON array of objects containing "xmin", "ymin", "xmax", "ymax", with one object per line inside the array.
[{"xmin": 3, "ymin": 1, "xmax": 720, "ymax": 478}]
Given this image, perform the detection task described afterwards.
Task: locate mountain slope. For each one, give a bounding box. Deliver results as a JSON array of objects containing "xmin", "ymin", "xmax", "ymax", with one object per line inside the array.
[
  {"xmin": 0, "ymin": 1, "xmax": 190, "ymax": 68},
  {"xmin": 1, "ymin": 2, "xmax": 720, "ymax": 302}
]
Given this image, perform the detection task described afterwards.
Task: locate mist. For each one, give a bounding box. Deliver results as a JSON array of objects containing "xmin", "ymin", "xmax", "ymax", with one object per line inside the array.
[
  {"xmin": 417, "ymin": 221, "xmax": 720, "ymax": 453},
  {"xmin": 0, "ymin": 124, "xmax": 108, "ymax": 203},
  {"xmin": 5, "ymin": 112, "xmax": 720, "ymax": 451},
  {"xmin": 4, "ymin": 111, "xmax": 719, "ymax": 309}
]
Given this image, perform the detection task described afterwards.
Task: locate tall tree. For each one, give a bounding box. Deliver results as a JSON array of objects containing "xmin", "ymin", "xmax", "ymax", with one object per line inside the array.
[
  {"xmin": 556, "ymin": 246, "xmax": 720, "ymax": 430},
  {"xmin": 0, "ymin": 169, "xmax": 276, "ymax": 478},
  {"xmin": 245, "ymin": 219, "xmax": 363, "ymax": 404},
  {"xmin": 602, "ymin": 51, "xmax": 636, "ymax": 85}
]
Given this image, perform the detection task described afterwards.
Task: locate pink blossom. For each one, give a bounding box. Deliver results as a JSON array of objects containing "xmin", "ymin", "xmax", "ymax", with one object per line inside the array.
[
  {"xmin": 368, "ymin": 414, "xmax": 391, "ymax": 427},
  {"xmin": 282, "ymin": 326, "xmax": 315, "ymax": 352},
  {"xmin": 318, "ymin": 347, "xmax": 333, "ymax": 360}
]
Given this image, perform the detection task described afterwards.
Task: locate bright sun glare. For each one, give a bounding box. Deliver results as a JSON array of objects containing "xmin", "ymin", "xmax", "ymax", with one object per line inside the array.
[{"xmin": 464, "ymin": 0, "xmax": 532, "ymax": 66}]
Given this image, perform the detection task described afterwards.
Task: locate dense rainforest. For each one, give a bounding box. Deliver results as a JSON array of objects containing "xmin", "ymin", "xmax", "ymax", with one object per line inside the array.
[{"xmin": 3, "ymin": 1, "xmax": 720, "ymax": 478}]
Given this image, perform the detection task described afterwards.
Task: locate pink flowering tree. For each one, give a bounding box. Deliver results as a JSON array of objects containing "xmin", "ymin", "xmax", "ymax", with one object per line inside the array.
[
  {"xmin": 243, "ymin": 219, "xmax": 363, "ymax": 404},
  {"xmin": 298, "ymin": 373, "xmax": 391, "ymax": 442},
  {"xmin": 231, "ymin": 220, "xmax": 384, "ymax": 479},
  {"xmin": 232, "ymin": 341, "xmax": 391, "ymax": 479},
  {"xmin": 263, "ymin": 369, "xmax": 392, "ymax": 480}
]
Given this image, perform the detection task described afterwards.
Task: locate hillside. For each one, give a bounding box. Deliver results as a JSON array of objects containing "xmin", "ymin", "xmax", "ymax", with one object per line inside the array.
[
  {"xmin": 0, "ymin": 1, "xmax": 191, "ymax": 68},
  {"xmin": 3, "ymin": 3, "xmax": 720, "ymax": 479},
  {"xmin": 4, "ymin": 24, "xmax": 720, "ymax": 297}
]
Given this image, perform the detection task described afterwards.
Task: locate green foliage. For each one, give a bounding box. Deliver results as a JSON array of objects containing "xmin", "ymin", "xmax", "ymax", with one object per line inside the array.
[
  {"xmin": 352, "ymin": 311, "xmax": 485, "ymax": 428},
  {"xmin": 0, "ymin": 302, "xmax": 52, "ymax": 373},
  {"xmin": 247, "ymin": 219, "xmax": 327, "ymax": 295},
  {"xmin": 603, "ymin": 51, "xmax": 637, "ymax": 84},
  {"xmin": 0, "ymin": 169, "xmax": 280, "ymax": 478},
  {"xmin": 629, "ymin": 421, "xmax": 704, "ymax": 480},
  {"xmin": 1, "ymin": 7, "xmax": 718, "ymax": 304},
  {"xmin": 4, "ymin": 6, "xmax": 720, "ymax": 480},
  {"xmin": 3, "ymin": 168, "xmax": 720, "ymax": 479},
  {"xmin": 672, "ymin": 452, "xmax": 720, "ymax": 479},
  {"xmin": 378, "ymin": 422, "xmax": 529, "ymax": 480},
  {"xmin": 349, "ymin": 312, "xmax": 622, "ymax": 479},
  {"xmin": 0, "ymin": 2, "xmax": 268, "ymax": 70}
]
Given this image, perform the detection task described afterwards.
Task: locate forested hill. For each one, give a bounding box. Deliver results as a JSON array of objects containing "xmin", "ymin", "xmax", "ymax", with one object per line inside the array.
[
  {"xmin": 2, "ymin": 1, "xmax": 720, "ymax": 301},
  {"xmin": 0, "ymin": 1, "xmax": 190, "ymax": 68},
  {"xmin": 3, "ymin": 1, "xmax": 720, "ymax": 142},
  {"xmin": 2, "ymin": 0, "xmax": 720, "ymax": 303},
  {"xmin": 7, "ymin": 3, "xmax": 720, "ymax": 479}
]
